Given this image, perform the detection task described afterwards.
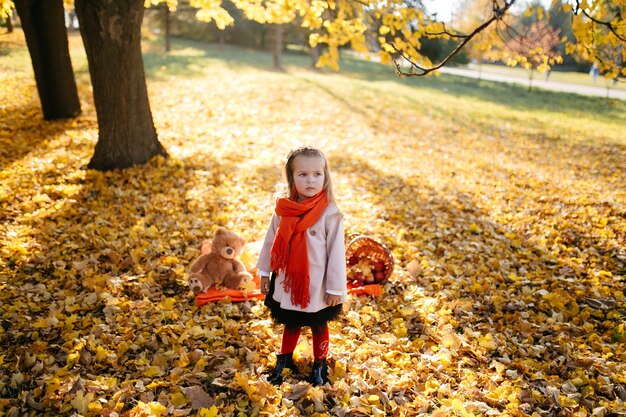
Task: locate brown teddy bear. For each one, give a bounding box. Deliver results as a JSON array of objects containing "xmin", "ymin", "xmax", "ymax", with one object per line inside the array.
[{"xmin": 187, "ymin": 227, "xmax": 253, "ymax": 293}]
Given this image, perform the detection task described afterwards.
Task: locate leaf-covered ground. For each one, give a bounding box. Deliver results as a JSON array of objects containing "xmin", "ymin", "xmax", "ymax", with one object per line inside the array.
[{"xmin": 1, "ymin": 30, "xmax": 625, "ymax": 416}]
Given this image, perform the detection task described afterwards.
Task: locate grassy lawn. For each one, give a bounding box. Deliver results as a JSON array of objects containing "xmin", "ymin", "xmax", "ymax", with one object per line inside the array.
[
  {"xmin": 466, "ymin": 62, "xmax": 626, "ymax": 91},
  {"xmin": 1, "ymin": 28, "xmax": 625, "ymax": 416}
]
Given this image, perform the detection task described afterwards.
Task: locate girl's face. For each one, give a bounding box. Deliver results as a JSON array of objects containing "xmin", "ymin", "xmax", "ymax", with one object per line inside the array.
[{"xmin": 292, "ymin": 155, "xmax": 325, "ymax": 201}]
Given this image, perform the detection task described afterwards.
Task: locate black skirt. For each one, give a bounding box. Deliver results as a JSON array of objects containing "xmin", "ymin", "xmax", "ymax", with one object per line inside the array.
[{"xmin": 264, "ymin": 273, "xmax": 342, "ymax": 327}]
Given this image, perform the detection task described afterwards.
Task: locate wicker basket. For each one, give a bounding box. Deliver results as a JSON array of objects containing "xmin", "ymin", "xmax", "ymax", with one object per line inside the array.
[{"xmin": 345, "ymin": 235, "xmax": 394, "ymax": 284}]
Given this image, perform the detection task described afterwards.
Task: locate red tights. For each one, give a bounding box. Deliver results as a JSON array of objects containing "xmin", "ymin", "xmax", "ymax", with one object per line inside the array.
[{"xmin": 280, "ymin": 324, "xmax": 329, "ymax": 360}]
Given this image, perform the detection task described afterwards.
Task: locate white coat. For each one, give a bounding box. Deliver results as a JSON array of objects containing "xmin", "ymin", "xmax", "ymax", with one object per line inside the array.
[{"xmin": 256, "ymin": 202, "xmax": 347, "ymax": 313}]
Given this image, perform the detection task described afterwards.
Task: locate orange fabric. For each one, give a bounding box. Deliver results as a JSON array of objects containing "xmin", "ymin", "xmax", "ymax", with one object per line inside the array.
[
  {"xmin": 347, "ymin": 281, "xmax": 382, "ymax": 297},
  {"xmin": 195, "ymin": 274, "xmax": 381, "ymax": 306},
  {"xmin": 195, "ymin": 274, "xmax": 265, "ymax": 306},
  {"xmin": 271, "ymin": 191, "xmax": 328, "ymax": 308}
]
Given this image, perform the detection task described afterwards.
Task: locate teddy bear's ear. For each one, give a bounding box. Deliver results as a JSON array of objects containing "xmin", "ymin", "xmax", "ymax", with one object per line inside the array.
[
  {"xmin": 215, "ymin": 227, "xmax": 226, "ymax": 236},
  {"xmin": 201, "ymin": 240, "xmax": 212, "ymax": 254}
]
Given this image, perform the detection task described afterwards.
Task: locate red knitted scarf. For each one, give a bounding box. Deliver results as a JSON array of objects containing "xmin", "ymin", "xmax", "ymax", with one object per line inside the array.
[{"xmin": 270, "ymin": 191, "xmax": 328, "ymax": 308}]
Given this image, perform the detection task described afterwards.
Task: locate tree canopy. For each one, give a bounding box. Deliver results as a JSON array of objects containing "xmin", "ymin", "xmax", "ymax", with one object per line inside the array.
[
  {"xmin": 2, "ymin": 0, "xmax": 625, "ymax": 77},
  {"xmin": 140, "ymin": 0, "xmax": 626, "ymax": 77}
]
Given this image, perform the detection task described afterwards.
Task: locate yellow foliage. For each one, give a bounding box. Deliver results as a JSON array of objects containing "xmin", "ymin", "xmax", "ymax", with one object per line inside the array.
[
  {"xmin": 132, "ymin": 401, "xmax": 168, "ymax": 416},
  {"xmin": 0, "ymin": 0, "xmax": 12, "ymax": 19},
  {"xmin": 170, "ymin": 391, "xmax": 187, "ymax": 407},
  {"xmin": 193, "ymin": 1, "xmax": 235, "ymax": 29},
  {"xmin": 199, "ymin": 406, "xmax": 219, "ymax": 417}
]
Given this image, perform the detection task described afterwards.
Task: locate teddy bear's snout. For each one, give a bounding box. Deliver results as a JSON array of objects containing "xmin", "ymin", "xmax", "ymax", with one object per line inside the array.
[
  {"xmin": 221, "ymin": 246, "xmax": 236, "ymax": 259},
  {"xmin": 188, "ymin": 278, "xmax": 203, "ymax": 293}
]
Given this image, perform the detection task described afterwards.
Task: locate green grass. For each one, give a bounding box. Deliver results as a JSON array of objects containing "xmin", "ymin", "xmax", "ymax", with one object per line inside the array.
[
  {"xmin": 467, "ymin": 62, "xmax": 626, "ymax": 91},
  {"xmin": 138, "ymin": 35, "xmax": 626, "ymax": 145}
]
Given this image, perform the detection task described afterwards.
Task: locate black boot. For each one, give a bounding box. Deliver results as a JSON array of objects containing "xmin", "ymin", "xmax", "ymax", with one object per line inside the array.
[
  {"xmin": 309, "ymin": 358, "xmax": 329, "ymax": 386},
  {"xmin": 267, "ymin": 353, "xmax": 298, "ymax": 385}
]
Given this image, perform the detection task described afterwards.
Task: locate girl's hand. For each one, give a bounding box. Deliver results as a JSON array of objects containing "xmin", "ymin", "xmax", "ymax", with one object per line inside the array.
[
  {"xmin": 324, "ymin": 293, "xmax": 341, "ymax": 307},
  {"xmin": 260, "ymin": 276, "xmax": 270, "ymax": 294}
]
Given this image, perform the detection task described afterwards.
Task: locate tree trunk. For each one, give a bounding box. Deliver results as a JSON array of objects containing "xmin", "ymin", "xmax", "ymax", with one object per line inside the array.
[
  {"xmin": 13, "ymin": 0, "xmax": 81, "ymax": 120},
  {"xmin": 164, "ymin": 5, "xmax": 171, "ymax": 52},
  {"xmin": 310, "ymin": 30, "xmax": 320, "ymax": 68},
  {"xmin": 272, "ymin": 24, "xmax": 283, "ymax": 70},
  {"xmin": 5, "ymin": 11, "xmax": 13, "ymax": 33},
  {"xmin": 75, "ymin": 0, "xmax": 167, "ymax": 171},
  {"xmin": 311, "ymin": 44, "xmax": 320, "ymax": 68}
]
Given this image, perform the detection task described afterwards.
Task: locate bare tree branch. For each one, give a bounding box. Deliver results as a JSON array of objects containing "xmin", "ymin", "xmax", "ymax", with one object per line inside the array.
[
  {"xmin": 424, "ymin": 22, "xmax": 467, "ymax": 39},
  {"xmin": 394, "ymin": 0, "xmax": 518, "ymax": 76}
]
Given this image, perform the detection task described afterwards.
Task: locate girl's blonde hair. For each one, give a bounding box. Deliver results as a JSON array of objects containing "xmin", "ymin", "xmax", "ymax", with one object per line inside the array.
[{"xmin": 281, "ymin": 146, "xmax": 335, "ymax": 203}]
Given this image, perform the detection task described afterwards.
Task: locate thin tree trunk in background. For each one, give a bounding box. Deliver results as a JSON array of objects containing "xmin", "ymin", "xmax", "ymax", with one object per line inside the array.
[
  {"xmin": 164, "ymin": 6, "xmax": 171, "ymax": 52},
  {"xmin": 311, "ymin": 35, "xmax": 320, "ymax": 68},
  {"xmin": 272, "ymin": 24, "xmax": 283, "ymax": 70},
  {"xmin": 260, "ymin": 29, "xmax": 266, "ymax": 49},
  {"xmin": 75, "ymin": 0, "xmax": 167, "ymax": 171},
  {"xmin": 13, "ymin": 0, "xmax": 81, "ymax": 120},
  {"xmin": 311, "ymin": 44, "xmax": 320, "ymax": 68},
  {"xmin": 6, "ymin": 11, "xmax": 13, "ymax": 33}
]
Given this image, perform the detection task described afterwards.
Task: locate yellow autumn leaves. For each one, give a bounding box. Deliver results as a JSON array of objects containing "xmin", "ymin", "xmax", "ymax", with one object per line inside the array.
[{"xmin": 2, "ymin": 29, "xmax": 626, "ymax": 416}]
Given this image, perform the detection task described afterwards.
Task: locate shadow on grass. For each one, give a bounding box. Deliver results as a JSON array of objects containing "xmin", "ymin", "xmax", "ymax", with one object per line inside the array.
[
  {"xmin": 0, "ymin": 103, "xmax": 75, "ymax": 172},
  {"xmin": 295, "ymin": 75, "xmax": 372, "ymax": 121},
  {"xmin": 142, "ymin": 37, "xmax": 314, "ymax": 80}
]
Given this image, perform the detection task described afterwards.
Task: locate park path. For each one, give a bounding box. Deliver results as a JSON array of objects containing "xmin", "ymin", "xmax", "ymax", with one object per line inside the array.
[{"xmin": 439, "ymin": 66, "xmax": 626, "ymax": 100}]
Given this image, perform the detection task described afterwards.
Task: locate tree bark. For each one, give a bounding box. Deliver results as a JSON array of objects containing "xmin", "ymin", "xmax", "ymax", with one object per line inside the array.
[
  {"xmin": 272, "ymin": 24, "xmax": 284, "ymax": 70},
  {"xmin": 75, "ymin": 0, "xmax": 168, "ymax": 171},
  {"xmin": 311, "ymin": 44, "xmax": 320, "ymax": 68},
  {"xmin": 13, "ymin": 0, "xmax": 81, "ymax": 120},
  {"xmin": 164, "ymin": 5, "xmax": 171, "ymax": 52},
  {"xmin": 5, "ymin": 11, "xmax": 13, "ymax": 33},
  {"xmin": 309, "ymin": 29, "xmax": 320, "ymax": 68}
]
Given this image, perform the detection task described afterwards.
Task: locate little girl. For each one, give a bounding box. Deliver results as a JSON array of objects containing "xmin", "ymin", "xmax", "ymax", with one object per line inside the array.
[{"xmin": 256, "ymin": 146, "xmax": 347, "ymax": 386}]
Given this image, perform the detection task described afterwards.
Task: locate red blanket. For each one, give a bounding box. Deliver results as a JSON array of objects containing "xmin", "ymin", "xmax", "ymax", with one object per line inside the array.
[
  {"xmin": 195, "ymin": 275, "xmax": 382, "ymax": 306},
  {"xmin": 195, "ymin": 275, "xmax": 265, "ymax": 306}
]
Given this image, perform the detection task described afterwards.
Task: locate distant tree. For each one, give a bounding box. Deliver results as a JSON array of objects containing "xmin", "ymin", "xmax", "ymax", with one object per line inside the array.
[
  {"xmin": 419, "ymin": 38, "xmax": 470, "ymax": 66},
  {"xmin": 504, "ymin": 19, "xmax": 562, "ymax": 90},
  {"xmin": 221, "ymin": 1, "xmax": 268, "ymax": 48},
  {"xmin": 546, "ymin": 0, "xmax": 582, "ymax": 69},
  {"xmin": 548, "ymin": 0, "xmax": 573, "ymax": 46},
  {"xmin": 231, "ymin": 0, "xmax": 299, "ymax": 70},
  {"xmin": 164, "ymin": 4, "xmax": 172, "ymax": 52},
  {"xmin": 451, "ymin": 0, "xmax": 507, "ymax": 79},
  {"xmin": 2, "ymin": 4, "xmax": 12, "ymax": 32}
]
